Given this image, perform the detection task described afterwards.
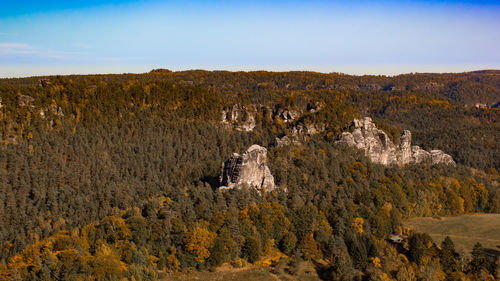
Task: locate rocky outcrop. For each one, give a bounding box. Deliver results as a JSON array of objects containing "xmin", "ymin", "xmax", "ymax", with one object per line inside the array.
[
  {"xmin": 429, "ymin": 150, "xmax": 455, "ymax": 165},
  {"xmin": 336, "ymin": 117, "xmax": 456, "ymax": 166},
  {"xmin": 221, "ymin": 105, "xmax": 257, "ymax": 132},
  {"xmin": 275, "ymin": 135, "xmax": 301, "ymax": 147},
  {"xmin": 397, "ymin": 130, "xmax": 413, "ymax": 165},
  {"xmin": 275, "ymin": 109, "xmax": 300, "ymax": 123},
  {"xmin": 291, "ymin": 123, "xmax": 325, "ymax": 138},
  {"xmin": 220, "ymin": 145, "xmax": 276, "ymax": 191},
  {"xmin": 18, "ymin": 94, "xmax": 34, "ymax": 107},
  {"xmin": 221, "ymin": 103, "xmax": 327, "ymax": 148},
  {"xmin": 411, "ymin": 146, "xmax": 431, "ymax": 163},
  {"xmin": 221, "ymin": 102, "xmax": 327, "ymax": 136},
  {"xmin": 307, "ymin": 102, "xmax": 324, "ymax": 113},
  {"xmin": 337, "ymin": 117, "xmax": 397, "ymax": 165},
  {"xmin": 275, "ymin": 123, "xmax": 326, "ymax": 147},
  {"xmin": 39, "ymin": 79, "xmax": 52, "ymax": 88}
]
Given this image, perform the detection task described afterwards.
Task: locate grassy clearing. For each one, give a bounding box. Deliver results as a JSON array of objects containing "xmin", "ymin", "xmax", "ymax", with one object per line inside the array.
[
  {"xmin": 405, "ymin": 214, "xmax": 500, "ymax": 254},
  {"xmin": 158, "ymin": 260, "xmax": 322, "ymax": 281}
]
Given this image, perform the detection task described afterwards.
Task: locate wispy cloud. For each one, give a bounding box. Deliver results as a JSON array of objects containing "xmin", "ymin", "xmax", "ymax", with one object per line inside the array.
[
  {"xmin": 0, "ymin": 42, "xmax": 31, "ymax": 49},
  {"xmin": 0, "ymin": 42, "xmax": 83, "ymax": 59},
  {"xmin": 0, "ymin": 42, "xmax": 36, "ymax": 56},
  {"xmin": 0, "ymin": 42, "xmax": 130, "ymax": 64}
]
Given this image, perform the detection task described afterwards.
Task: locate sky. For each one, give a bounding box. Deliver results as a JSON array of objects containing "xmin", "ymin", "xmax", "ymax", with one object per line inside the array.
[{"xmin": 1, "ymin": 0, "xmax": 500, "ymax": 77}]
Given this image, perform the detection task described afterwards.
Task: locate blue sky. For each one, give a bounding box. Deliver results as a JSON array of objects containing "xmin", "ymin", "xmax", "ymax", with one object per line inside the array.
[{"xmin": 1, "ymin": 0, "xmax": 500, "ymax": 77}]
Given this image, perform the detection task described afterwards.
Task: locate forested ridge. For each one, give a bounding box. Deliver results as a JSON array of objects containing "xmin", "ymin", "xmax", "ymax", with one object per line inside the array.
[{"xmin": 0, "ymin": 70, "xmax": 499, "ymax": 280}]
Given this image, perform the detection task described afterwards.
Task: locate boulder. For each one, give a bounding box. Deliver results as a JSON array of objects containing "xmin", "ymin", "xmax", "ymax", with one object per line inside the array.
[{"xmin": 220, "ymin": 145, "xmax": 276, "ymax": 192}]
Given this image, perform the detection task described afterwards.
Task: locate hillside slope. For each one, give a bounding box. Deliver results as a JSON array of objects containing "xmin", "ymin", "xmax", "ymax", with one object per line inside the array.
[{"xmin": 0, "ymin": 70, "xmax": 499, "ymax": 280}]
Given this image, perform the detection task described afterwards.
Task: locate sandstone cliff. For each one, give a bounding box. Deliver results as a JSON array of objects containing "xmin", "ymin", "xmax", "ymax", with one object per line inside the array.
[
  {"xmin": 220, "ymin": 145, "xmax": 276, "ymax": 191},
  {"xmin": 221, "ymin": 104, "xmax": 257, "ymax": 132},
  {"xmin": 336, "ymin": 117, "xmax": 456, "ymax": 166},
  {"xmin": 221, "ymin": 103, "xmax": 324, "ymax": 137}
]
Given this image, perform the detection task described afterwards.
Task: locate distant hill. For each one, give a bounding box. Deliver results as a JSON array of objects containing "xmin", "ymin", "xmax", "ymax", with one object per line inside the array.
[{"xmin": 469, "ymin": 69, "xmax": 500, "ymax": 74}]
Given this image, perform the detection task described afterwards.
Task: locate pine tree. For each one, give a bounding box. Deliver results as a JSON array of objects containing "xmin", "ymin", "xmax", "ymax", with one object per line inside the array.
[{"xmin": 440, "ymin": 236, "xmax": 459, "ymax": 274}]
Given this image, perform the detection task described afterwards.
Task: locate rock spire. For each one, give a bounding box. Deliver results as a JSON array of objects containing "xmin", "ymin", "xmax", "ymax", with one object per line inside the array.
[{"xmin": 220, "ymin": 145, "xmax": 276, "ymax": 191}]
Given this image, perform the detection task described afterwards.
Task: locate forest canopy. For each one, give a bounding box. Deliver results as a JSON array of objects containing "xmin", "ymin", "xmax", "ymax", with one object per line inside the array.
[{"xmin": 0, "ymin": 70, "xmax": 499, "ymax": 280}]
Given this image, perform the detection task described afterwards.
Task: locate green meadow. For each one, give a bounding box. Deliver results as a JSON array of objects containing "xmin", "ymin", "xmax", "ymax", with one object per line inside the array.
[{"xmin": 405, "ymin": 214, "xmax": 500, "ymax": 254}]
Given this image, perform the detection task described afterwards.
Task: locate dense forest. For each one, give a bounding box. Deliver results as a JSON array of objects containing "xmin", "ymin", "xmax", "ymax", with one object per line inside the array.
[{"xmin": 0, "ymin": 70, "xmax": 499, "ymax": 280}]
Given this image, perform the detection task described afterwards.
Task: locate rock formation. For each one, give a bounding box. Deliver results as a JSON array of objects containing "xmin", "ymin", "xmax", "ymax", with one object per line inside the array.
[
  {"xmin": 307, "ymin": 102, "xmax": 324, "ymax": 113},
  {"xmin": 429, "ymin": 150, "xmax": 455, "ymax": 165},
  {"xmin": 220, "ymin": 145, "xmax": 276, "ymax": 191},
  {"xmin": 17, "ymin": 94, "xmax": 34, "ymax": 107},
  {"xmin": 291, "ymin": 123, "xmax": 325, "ymax": 138},
  {"xmin": 336, "ymin": 117, "xmax": 456, "ymax": 166},
  {"xmin": 275, "ymin": 109, "xmax": 300, "ymax": 123},
  {"xmin": 397, "ymin": 130, "xmax": 413, "ymax": 165},
  {"xmin": 275, "ymin": 135, "xmax": 301, "ymax": 147},
  {"xmin": 337, "ymin": 117, "xmax": 397, "ymax": 165},
  {"xmin": 221, "ymin": 103, "xmax": 326, "ymax": 137},
  {"xmin": 274, "ymin": 123, "xmax": 326, "ymax": 147},
  {"xmin": 221, "ymin": 104, "xmax": 257, "ymax": 132}
]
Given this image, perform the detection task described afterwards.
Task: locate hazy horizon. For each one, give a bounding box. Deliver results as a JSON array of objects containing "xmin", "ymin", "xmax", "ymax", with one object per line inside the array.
[{"xmin": 2, "ymin": 66, "xmax": 500, "ymax": 79}]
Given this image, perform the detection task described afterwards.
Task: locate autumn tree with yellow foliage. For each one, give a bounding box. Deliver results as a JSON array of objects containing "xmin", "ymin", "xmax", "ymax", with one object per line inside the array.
[{"xmin": 184, "ymin": 226, "xmax": 217, "ymax": 263}]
